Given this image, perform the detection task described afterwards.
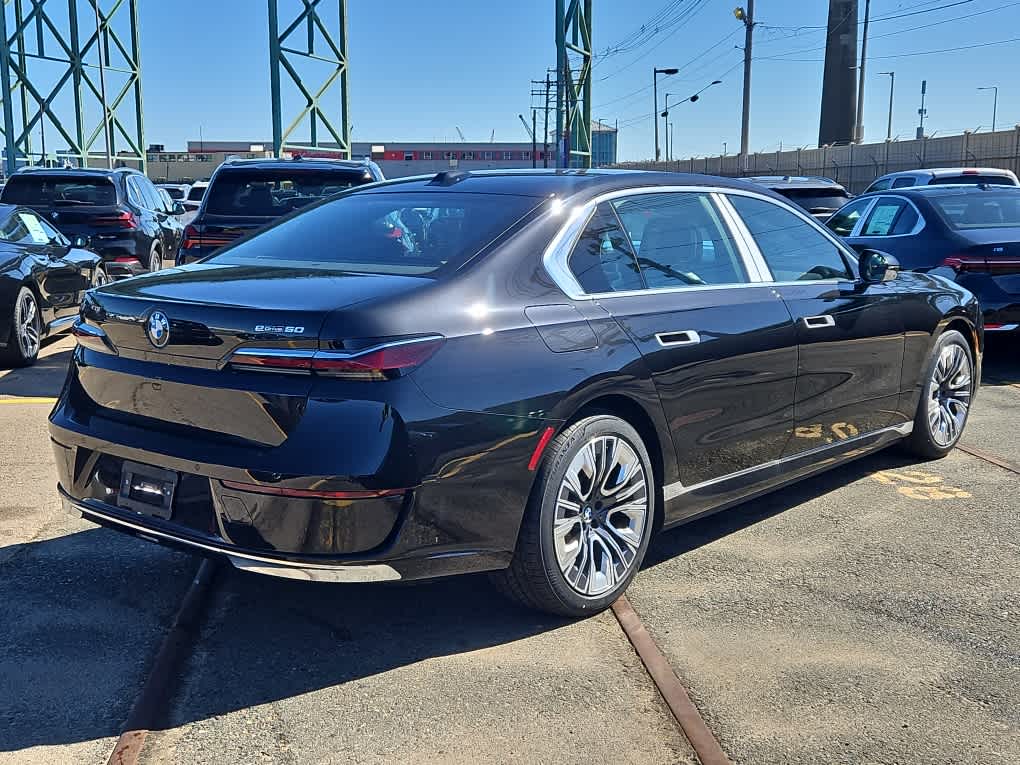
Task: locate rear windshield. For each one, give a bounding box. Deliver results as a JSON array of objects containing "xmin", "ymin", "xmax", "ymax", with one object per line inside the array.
[
  {"xmin": 1, "ymin": 175, "xmax": 117, "ymax": 206},
  {"xmin": 774, "ymin": 188, "xmax": 850, "ymax": 213},
  {"xmin": 931, "ymin": 175, "xmax": 1018, "ymax": 186},
  {"xmin": 207, "ymin": 191, "xmax": 538, "ymax": 275},
  {"xmin": 186, "ymin": 185, "xmax": 206, "ymax": 202},
  {"xmin": 162, "ymin": 186, "xmax": 185, "ymax": 199},
  {"xmin": 204, "ymin": 168, "xmax": 373, "ymax": 217},
  {"xmin": 931, "ymin": 192, "xmax": 1020, "ymax": 229}
]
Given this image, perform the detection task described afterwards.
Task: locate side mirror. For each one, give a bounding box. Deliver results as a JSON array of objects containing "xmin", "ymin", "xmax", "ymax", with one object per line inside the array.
[
  {"xmin": 172, "ymin": 201, "xmax": 186, "ymax": 215},
  {"xmin": 71, "ymin": 234, "xmax": 91, "ymax": 249},
  {"xmin": 859, "ymin": 249, "xmax": 900, "ymax": 283}
]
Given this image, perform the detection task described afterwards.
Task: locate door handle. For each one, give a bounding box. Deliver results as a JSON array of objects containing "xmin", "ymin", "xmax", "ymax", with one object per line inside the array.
[
  {"xmin": 803, "ymin": 315, "xmax": 835, "ymax": 329},
  {"xmin": 655, "ymin": 330, "xmax": 701, "ymax": 347}
]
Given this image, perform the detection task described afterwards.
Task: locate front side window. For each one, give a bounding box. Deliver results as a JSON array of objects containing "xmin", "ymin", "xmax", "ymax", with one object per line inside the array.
[
  {"xmin": 729, "ymin": 194, "xmax": 853, "ymax": 281},
  {"xmin": 208, "ymin": 191, "xmax": 538, "ymax": 276},
  {"xmin": 186, "ymin": 185, "xmax": 206, "ymax": 202},
  {"xmin": 0, "ymin": 210, "xmax": 56, "ymax": 245},
  {"xmin": 567, "ymin": 204, "xmax": 643, "ymax": 294},
  {"xmin": 614, "ymin": 192, "xmax": 748, "ymax": 288},
  {"xmin": 866, "ymin": 178, "xmax": 892, "ymax": 193},
  {"xmin": 860, "ymin": 197, "xmax": 919, "ymax": 236},
  {"xmin": 826, "ymin": 197, "xmax": 873, "ymax": 237}
]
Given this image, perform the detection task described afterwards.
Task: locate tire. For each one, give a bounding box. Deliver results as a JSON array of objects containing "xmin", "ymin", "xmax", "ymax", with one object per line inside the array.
[
  {"xmin": 92, "ymin": 266, "xmax": 108, "ymax": 288},
  {"xmin": 491, "ymin": 415, "xmax": 656, "ymax": 617},
  {"xmin": 0, "ymin": 286, "xmax": 41, "ymax": 367},
  {"xmin": 148, "ymin": 244, "xmax": 162, "ymax": 273},
  {"xmin": 900, "ymin": 329, "xmax": 974, "ymax": 459}
]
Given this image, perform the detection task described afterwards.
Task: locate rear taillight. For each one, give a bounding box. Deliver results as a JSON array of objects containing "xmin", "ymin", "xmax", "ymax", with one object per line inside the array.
[
  {"xmin": 182, "ymin": 224, "xmax": 200, "ymax": 249},
  {"xmin": 93, "ymin": 211, "xmax": 137, "ymax": 229},
  {"xmin": 943, "ymin": 253, "xmax": 1020, "ymax": 273},
  {"xmin": 71, "ymin": 320, "xmax": 116, "ymax": 354},
  {"xmin": 228, "ymin": 336, "xmax": 444, "ymax": 380}
]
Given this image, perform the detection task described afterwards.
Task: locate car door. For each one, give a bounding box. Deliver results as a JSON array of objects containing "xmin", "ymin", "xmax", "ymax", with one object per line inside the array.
[
  {"xmin": 127, "ymin": 176, "xmax": 166, "ymax": 259},
  {"xmin": 725, "ymin": 192, "xmax": 905, "ymax": 454},
  {"xmin": 156, "ymin": 187, "xmax": 184, "ymax": 253},
  {"xmin": 568, "ymin": 191, "xmax": 799, "ymax": 497},
  {"xmin": 31, "ymin": 212, "xmax": 93, "ymax": 319},
  {"xmin": 1, "ymin": 208, "xmax": 77, "ymax": 324}
]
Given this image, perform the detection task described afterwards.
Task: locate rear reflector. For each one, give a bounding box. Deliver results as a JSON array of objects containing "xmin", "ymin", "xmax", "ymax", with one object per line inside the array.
[
  {"xmin": 528, "ymin": 426, "xmax": 556, "ymax": 471},
  {"xmin": 229, "ymin": 336, "xmax": 444, "ymax": 380},
  {"xmin": 220, "ymin": 480, "xmax": 408, "ymax": 499}
]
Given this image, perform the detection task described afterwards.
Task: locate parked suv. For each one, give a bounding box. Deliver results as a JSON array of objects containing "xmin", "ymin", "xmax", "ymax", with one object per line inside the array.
[
  {"xmin": 0, "ymin": 167, "xmax": 185, "ymax": 278},
  {"xmin": 178, "ymin": 157, "xmax": 384, "ymax": 264},
  {"xmin": 864, "ymin": 167, "xmax": 1019, "ymax": 194},
  {"xmin": 746, "ymin": 176, "xmax": 852, "ymax": 220}
]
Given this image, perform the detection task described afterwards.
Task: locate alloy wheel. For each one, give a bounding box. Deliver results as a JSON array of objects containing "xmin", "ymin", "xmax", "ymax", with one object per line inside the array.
[
  {"xmin": 16, "ymin": 289, "xmax": 40, "ymax": 360},
  {"xmin": 553, "ymin": 435, "xmax": 648, "ymax": 596},
  {"xmin": 927, "ymin": 343, "xmax": 972, "ymax": 448},
  {"xmin": 150, "ymin": 249, "xmax": 162, "ymax": 272}
]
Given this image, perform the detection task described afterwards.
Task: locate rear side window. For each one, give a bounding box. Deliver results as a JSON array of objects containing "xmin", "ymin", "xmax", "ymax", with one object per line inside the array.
[
  {"xmin": 729, "ymin": 195, "xmax": 853, "ymax": 281},
  {"xmin": 162, "ymin": 187, "xmax": 185, "ymax": 200},
  {"xmin": 187, "ymin": 185, "xmax": 206, "ymax": 202},
  {"xmin": 208, "ymin": 191, "xmax": 538, "ymax": 276},
  {"xmin": 861, "ymin": 198, "xmax": 919, "ymax": 236},
  {"xmin": 1, "ymin": 175, "xmax": 117, "ymax": 206},
  {"xmin": 866, "ymin": 178, "xmax": 892, "ymax": 192},
  {"xmin": 891, "ymin": 177, "xmax": 916, "ymax": 189},
  {"xmin": 568, "ymin": 204, "xmax": 643, "ymax": 293},
  {"xmin": 613, "ymin": 192, "xmax": 748, "ymax": 288},
  {"xmin": 205, "ymin": 168, "xmax": 373, "ymax": 217}
]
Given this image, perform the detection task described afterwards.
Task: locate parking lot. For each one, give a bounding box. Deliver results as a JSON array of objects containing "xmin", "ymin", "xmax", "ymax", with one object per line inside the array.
[{"xmin": 0, "ymin": 337, "xmax": 1017, "ymax": 765}]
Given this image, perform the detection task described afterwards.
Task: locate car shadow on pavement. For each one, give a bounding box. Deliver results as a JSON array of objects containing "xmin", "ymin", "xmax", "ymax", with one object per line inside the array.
[
  {"xmin": 643, "ymin": 449, "xmax": 922, "ymax": 569},
  {"xmin": 0, "ymin": 527, "xmax": 571, "ymax": 752},
  {"xmin": 0, "ymin": 349, "xmax": 72, "ymax": 397}
]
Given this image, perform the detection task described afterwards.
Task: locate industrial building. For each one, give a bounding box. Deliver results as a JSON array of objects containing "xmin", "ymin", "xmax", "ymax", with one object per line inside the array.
[{"xmin": 146, "ymin": 123, "xmax": 619, "ymax": 183}]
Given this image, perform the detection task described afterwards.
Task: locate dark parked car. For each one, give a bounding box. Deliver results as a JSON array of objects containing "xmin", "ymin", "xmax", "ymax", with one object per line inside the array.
[
  {"xmin": 53, "ymin": 170, "xmax": 981, "ymax": 616},
  {"xmin": 746, "ymin": 175, "xmax": 852, "ymax": 220},
  {"xmin": 826, "ymin": 185, "xmax": 1020, "ymax": 333},
  {"xmin": 0, "ymin": 204, "xmax": 105, "ymax": 366},
  {"xmin": 178, "ymin": 157, "xmax": 384, "ymax": 264},
  {"xmin": 0, "ymin": 167, "xmax": 185, "ymax": 279}
]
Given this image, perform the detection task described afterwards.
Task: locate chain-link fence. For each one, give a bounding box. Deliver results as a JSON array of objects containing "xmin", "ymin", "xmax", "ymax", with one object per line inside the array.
[{"xmin": 614, "ymin": 127, "xmax": 1020, "ymax": 194}]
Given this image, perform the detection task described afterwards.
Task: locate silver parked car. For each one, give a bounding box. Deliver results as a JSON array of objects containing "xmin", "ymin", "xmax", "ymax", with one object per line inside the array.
[{"xmin": 864, "ymin": 167, "xmax": 1019, "ymax": 194}]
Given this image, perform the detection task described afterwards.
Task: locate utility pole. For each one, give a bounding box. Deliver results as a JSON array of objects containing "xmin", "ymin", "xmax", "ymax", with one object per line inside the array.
[
  {"xmin": 880, "ymin": 71, "xmax": 894, "ymax": 141},
  {"xmin": 978, "ymin": 86, "xmax": 998, "ymax": 132},
  {"xmin": 532, "ymin": 109, "xmax": 537, "ymax": 167},
  {"xmin": 917, "ymin": 79, "xmax": 928, "ymax": 139},
  {"xmin": 854, "ymin": 0, "xmax": 871, "ymax": 143},
  {"xmin": 735, "ymin": 2, "xmax": 755, "ymax": 172},
  {"xmin": 531, "ymin": 71, "xmax": 555, "ymax": 168}
]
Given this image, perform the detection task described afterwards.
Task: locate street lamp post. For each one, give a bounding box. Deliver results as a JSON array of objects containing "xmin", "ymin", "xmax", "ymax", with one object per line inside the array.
[
  {"xmin": 879, "ymin": 72, "xmax": 894, "ymax": 142},
  {"xmin": 662, "ymin": 94, "xmax": 674, "ymax": 161},
  {"xmin": 653, "ymin": 67, "xmax": 678, "ymax": 162},
  {"xmin": 978, "ymin": 86, "xmax": 998, "ymax": 132}
]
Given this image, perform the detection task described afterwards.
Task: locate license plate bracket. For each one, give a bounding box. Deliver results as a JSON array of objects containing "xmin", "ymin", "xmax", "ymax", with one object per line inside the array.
[{"xmin": 118, "ymin": 461, "xmax": 178, "ymax": 519}]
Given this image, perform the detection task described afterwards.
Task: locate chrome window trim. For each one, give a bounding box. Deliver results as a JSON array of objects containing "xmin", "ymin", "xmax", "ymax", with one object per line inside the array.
[
  {"xmin": 662, "ymin": 420, "xmax": 914, "ymax": 501},
  {"xmin": 542, "ymin": 185, "xmax": 777, "ymax": 301},
  {"xmin": 852, "ymin": 194, "xmax": 927, "ymax": 238}
]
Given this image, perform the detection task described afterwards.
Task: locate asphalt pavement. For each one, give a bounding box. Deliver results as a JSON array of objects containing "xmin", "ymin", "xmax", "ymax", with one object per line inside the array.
[{"xmin": 0, "ymin": 335, "xmax": 1016, "ymax": 764}]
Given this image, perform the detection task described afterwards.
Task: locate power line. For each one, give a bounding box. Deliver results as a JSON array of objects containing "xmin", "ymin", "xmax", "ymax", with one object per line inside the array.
[
  {"xmin": 593, "ymin": 0, "xmax": 712, "ymax": 80},
  {"xmin": 613, "ymin": 58, "xmax": 743, "ymax": 129},
  {"xmin": 758, "ymin": 35, "xmax": 1020, "ymax": 63}
]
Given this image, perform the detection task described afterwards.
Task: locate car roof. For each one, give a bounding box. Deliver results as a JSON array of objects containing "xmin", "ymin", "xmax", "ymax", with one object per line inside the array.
[
  {"xmin": 746, "ymin": 175, "xmax": 847, "ymax": 191},
  {"xmin": 356, "ymin": 169, "xmax": 785, "ymax": 201},
  {"xmin": 12, "ymin": 166, "xmax": 141, "ymax": 177},
  {"xmin": 873, "ymin": 167, "xmax": 1018, "ymax": 181},
  {"xmin": 218, "ymin": 157, "xmax": 375, "ymax": 171},
  {"xmin": 860, "ymin": 184, "xmax": 1020, "ymax": 199}
]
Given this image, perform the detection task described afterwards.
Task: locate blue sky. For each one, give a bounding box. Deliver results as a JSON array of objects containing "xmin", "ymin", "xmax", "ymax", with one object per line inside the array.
[{"xmin": 138, "ymin": 0, "xmax": 1018, "ymax": 161}]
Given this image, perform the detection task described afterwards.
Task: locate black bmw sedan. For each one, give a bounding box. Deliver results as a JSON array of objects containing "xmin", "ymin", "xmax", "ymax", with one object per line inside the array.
[
  {"xmin": 826, "ymin": 184, "xmax": 1020, "ymax": 334},
  {"xmin": 51, "ymin": 170, "xmax": 981, "ymax": 616},
  {"xmin": 1, "ymin": 204, "xmax": 105, "ymax": 366}
]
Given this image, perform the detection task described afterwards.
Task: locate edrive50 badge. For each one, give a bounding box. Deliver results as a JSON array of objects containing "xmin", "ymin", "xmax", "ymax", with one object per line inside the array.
[
  {"xmin": 146, "ymin": 310, "xmax": 171, "ymax": 348},
  {"xmin": 254, "ymin": 324, "xmax": 305, "ymax": 334}
]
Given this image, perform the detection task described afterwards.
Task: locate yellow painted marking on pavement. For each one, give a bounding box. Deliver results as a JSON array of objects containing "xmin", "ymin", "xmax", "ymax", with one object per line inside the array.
[
  {"xmin": 0, "ymin": 396, "xmax": 58, "ymax": 404},
  {"xmin": 870, "ymin": 469, "xmax": 971, "ymax": 500}
]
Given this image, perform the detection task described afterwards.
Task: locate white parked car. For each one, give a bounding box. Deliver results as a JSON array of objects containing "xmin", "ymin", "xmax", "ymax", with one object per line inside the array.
[{"xmin": 864, "ymin": 167, "xmax": 1019, "ymax": 193}]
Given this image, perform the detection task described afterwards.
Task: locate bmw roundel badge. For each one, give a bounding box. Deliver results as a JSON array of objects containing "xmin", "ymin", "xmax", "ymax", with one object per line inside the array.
[{"xmin": 146, "ymin": 310, "xmax": 171, "ymax": 348}]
